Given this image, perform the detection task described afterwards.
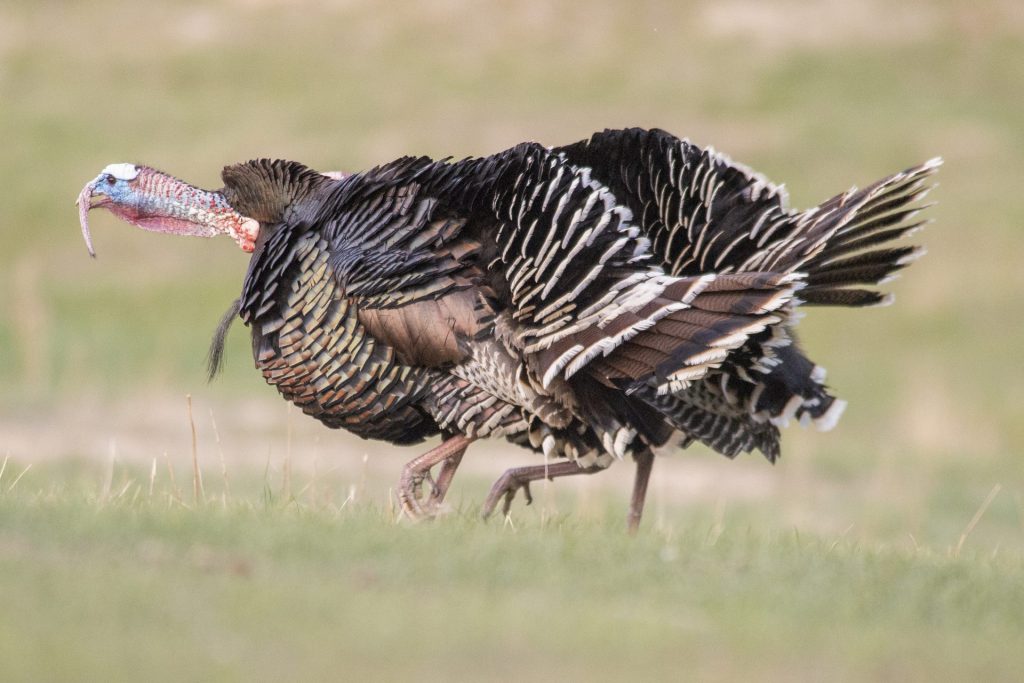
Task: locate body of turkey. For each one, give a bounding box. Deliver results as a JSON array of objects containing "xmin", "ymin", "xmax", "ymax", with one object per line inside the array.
[{"xmin": 77, "ymin": 127, "xmax": 939, "ymax": 532}]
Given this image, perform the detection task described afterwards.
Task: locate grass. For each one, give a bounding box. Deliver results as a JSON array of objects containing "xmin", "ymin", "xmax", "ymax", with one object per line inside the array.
[{"xmin": 1, "ymin": 460, "xmax": 1022, "ymax": 682}]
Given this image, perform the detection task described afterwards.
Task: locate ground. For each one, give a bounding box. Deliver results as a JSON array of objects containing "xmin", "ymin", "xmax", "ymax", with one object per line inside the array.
[{"xmin": 2, "ymin": 459, "xmax": 1022, "ymax": 682}]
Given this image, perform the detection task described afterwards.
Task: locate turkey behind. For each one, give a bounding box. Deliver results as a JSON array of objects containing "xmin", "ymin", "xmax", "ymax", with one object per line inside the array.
[{"xmin": 555, "ymin": 128, "xmax": 936, "ymax": 464}]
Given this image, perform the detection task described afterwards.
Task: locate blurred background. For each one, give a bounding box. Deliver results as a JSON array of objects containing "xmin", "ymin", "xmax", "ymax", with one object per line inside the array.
[{"xmin": 1, "ymin": 0, "xmax": 1022, "ymax": 550}]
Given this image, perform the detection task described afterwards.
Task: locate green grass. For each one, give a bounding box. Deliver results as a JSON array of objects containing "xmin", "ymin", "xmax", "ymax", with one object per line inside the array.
[{"xmin": 1, "ymin": 463, "xmax": 1022, "ymax": 683}]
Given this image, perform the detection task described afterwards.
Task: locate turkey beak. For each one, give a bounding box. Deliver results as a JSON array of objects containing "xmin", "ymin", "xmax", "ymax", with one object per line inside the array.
[{"xmin": 75, "ymin": 179, "xmax": 101, "ymax": 258}]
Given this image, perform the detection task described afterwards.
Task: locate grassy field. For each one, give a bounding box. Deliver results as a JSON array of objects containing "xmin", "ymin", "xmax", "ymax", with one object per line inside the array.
[
  {"xmin": 2, "ymin": 0, "xmax": 1023, "ymax": 680},
  {"xmin": 1, "ymin": 460, "xmax": 1022, "ymax": 682}
]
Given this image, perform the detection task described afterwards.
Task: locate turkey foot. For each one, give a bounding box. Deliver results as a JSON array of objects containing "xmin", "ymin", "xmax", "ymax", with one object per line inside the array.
[
  {"xmin": 397, "ymin": 435, "xmax": 471, "ymax": 520},
  {"xmin": 481, "ymin": 461, "xmax": 602, "ymax": 519}
]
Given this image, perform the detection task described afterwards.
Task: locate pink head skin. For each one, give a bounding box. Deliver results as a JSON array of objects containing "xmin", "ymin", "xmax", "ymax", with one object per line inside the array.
[{"xmin": 76, "ymin": 163, "xmax": 259, "ymax": 256}]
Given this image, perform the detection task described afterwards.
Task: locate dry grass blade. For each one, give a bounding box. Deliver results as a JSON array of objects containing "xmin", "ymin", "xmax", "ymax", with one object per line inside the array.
[
  {"xmin": 111, "ymin": 479, "xmax": 135, "ymax": 501},
  {"xmin": 357, "ymin": 453, "xmax": 369, "ymax": 504},
  {"xmin": 186, "ymin": 394, "xmax": 204, "ymax": 504},
  {"xmin": 955, "ymin": 484, "xmax": 1002, "ymax": 557},
  {"xmin": 209, "ymin": 409, "xmax": 230, "ymax": 506},
  {"xmin": 283, "ymin": 404, "xmax": 293, "ymax": 502},
  {"xmin": 386, "ymin": 487, "xmax": 397, "ymax": 523},
  {"xmin": 6, "ymin": 463, "xmax": 33, "ymax": 493},
  {"xmin": 164, "ymin": 451, "xmax": 182, "ymax": 505},
  {"xmin": 100, "ymin": 440, "xmax": 115, "ymax": 502}
]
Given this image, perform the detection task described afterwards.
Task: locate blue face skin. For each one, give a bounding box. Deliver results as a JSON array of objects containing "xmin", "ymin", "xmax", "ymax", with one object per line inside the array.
[
  {"xmin": 76, "ymin": 164, "xmax": 144, "ymax": 257},
  {"xmin": 87, "ymin": 167, "xmax": 140, "ymax": 210}
]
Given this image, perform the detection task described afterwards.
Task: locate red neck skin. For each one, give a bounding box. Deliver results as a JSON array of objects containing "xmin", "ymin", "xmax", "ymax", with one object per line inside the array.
[
  {"xmin": 127, "ymin": 168, "xmax": 258, "ymax": 251},
  {"xmin": 79, "ymin": 167, "xmax": 259, "ymax": 254}
]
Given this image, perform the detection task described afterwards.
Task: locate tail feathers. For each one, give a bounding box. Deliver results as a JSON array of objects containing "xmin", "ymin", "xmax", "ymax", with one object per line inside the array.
[
  {"xmin": 746, "ymin": 369, "xmax": 847, "ymax": 431},
  {"xmin": 798, "ymin": 288, "xmax": 893, "ymax": 307},
  {"xmin": 804, "ymin": 245, "xmax": 925, "ymax": 289},
  {"xmin": 633, "ymin": 341, "xmax": 845, "ymax": 463},
  {"xmin": 797, "ymin": 158, "xmax": 940, "ymax": 307},
  {"xmin": 552, "ymin": 129, "xmax": 938, "ymax": 310},
  {"xmin": 812, "ymin": 213, "xmax": 927, "ymax": 264},
  {"xmin": 718, "ymin": 343, "xmax": 847, "ymax": 431},
  {"xmin": 635, "ymin": 384, "xmax": 781, "ymax": 462}
]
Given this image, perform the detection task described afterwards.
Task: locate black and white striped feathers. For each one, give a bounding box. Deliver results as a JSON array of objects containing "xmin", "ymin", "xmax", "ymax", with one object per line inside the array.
[
  {"xmin": 556, "ymin": 128, "xmax": 939, "ymax": 460},
  {"xmin": 216, "ymin": 128, "xmax": 936, "ymax": 469}
]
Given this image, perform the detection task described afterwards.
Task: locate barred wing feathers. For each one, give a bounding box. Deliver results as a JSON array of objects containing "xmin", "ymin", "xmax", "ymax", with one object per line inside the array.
[
  {"xmin": 467, "ymin": 144, "xmax": 803, "ymax": 396},
  {"xmin": 556, "ymin": 128, "xmax": 938, "ymax": 460}
]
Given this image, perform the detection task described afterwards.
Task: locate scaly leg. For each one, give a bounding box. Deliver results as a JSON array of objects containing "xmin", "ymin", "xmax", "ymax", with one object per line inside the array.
[
  {"xmin": 481, "ymin": 460, "xmax": 603, "ymax": 519},
  {"xmin": 397, "ymin": 435, "xmax": 472, "ymax": 521},
  {"xmin": 426, "ymin": 443, "xmax": 466, "ymax": 507},
  {"xmin": 628, "ymin": 449, "xmax": 655, "ymax": 535}
]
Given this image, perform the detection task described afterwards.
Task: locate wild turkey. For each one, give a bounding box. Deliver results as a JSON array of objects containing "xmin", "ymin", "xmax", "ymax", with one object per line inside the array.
[{"xmin": 77, "ymin": 128, "xmax": 938, "ymax": 531}]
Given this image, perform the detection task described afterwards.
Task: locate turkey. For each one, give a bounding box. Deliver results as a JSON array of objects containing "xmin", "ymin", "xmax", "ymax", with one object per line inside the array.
[{"xmin": 76, "ymin": 128, "xmax": 938, "ymax": 531}]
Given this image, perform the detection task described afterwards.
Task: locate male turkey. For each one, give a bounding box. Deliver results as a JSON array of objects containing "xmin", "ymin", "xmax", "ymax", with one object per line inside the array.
[{"xmin": 77, "ymin": 128, "xmax": 938, "ymax": 531}]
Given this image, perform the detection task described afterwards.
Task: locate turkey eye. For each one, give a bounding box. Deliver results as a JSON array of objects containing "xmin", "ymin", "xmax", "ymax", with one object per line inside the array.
[{"xmin": 105, "ymin": 174, "xmax": 116, "ymax": 185}]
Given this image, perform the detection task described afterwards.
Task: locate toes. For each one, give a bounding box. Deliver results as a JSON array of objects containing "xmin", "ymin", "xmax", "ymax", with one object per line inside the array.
[{"xmin": 482, "ymin": 473, "xmax": 515, "ymax": 519}]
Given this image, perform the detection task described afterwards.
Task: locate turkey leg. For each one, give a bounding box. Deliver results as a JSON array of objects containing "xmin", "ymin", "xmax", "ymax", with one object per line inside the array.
[
  {"xmin": 628, "ymin": 449, "xmax": 655, "ymax": 534},
  {"xmin": 426, "ymin": 445, "xmax": 466, "ymax": 507},
  {"xmin": 397, "ymin": 435, "xmax": 472, "ymax": 520},
  {"xmin": 481, "ymin": 461, "xmax": 603, "ymax": 519}
]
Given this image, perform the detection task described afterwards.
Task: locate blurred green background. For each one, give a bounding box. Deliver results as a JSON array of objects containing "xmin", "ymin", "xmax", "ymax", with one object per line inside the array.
[{"xmin": 1, "ymin": 0, "xmax": 1023, "ymax": 679}]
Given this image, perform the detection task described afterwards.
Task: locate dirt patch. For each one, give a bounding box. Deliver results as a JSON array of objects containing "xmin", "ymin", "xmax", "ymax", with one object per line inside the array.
[{"xmin": 1, "ymin": 393, "xmax": 780, "ymax": 505}]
